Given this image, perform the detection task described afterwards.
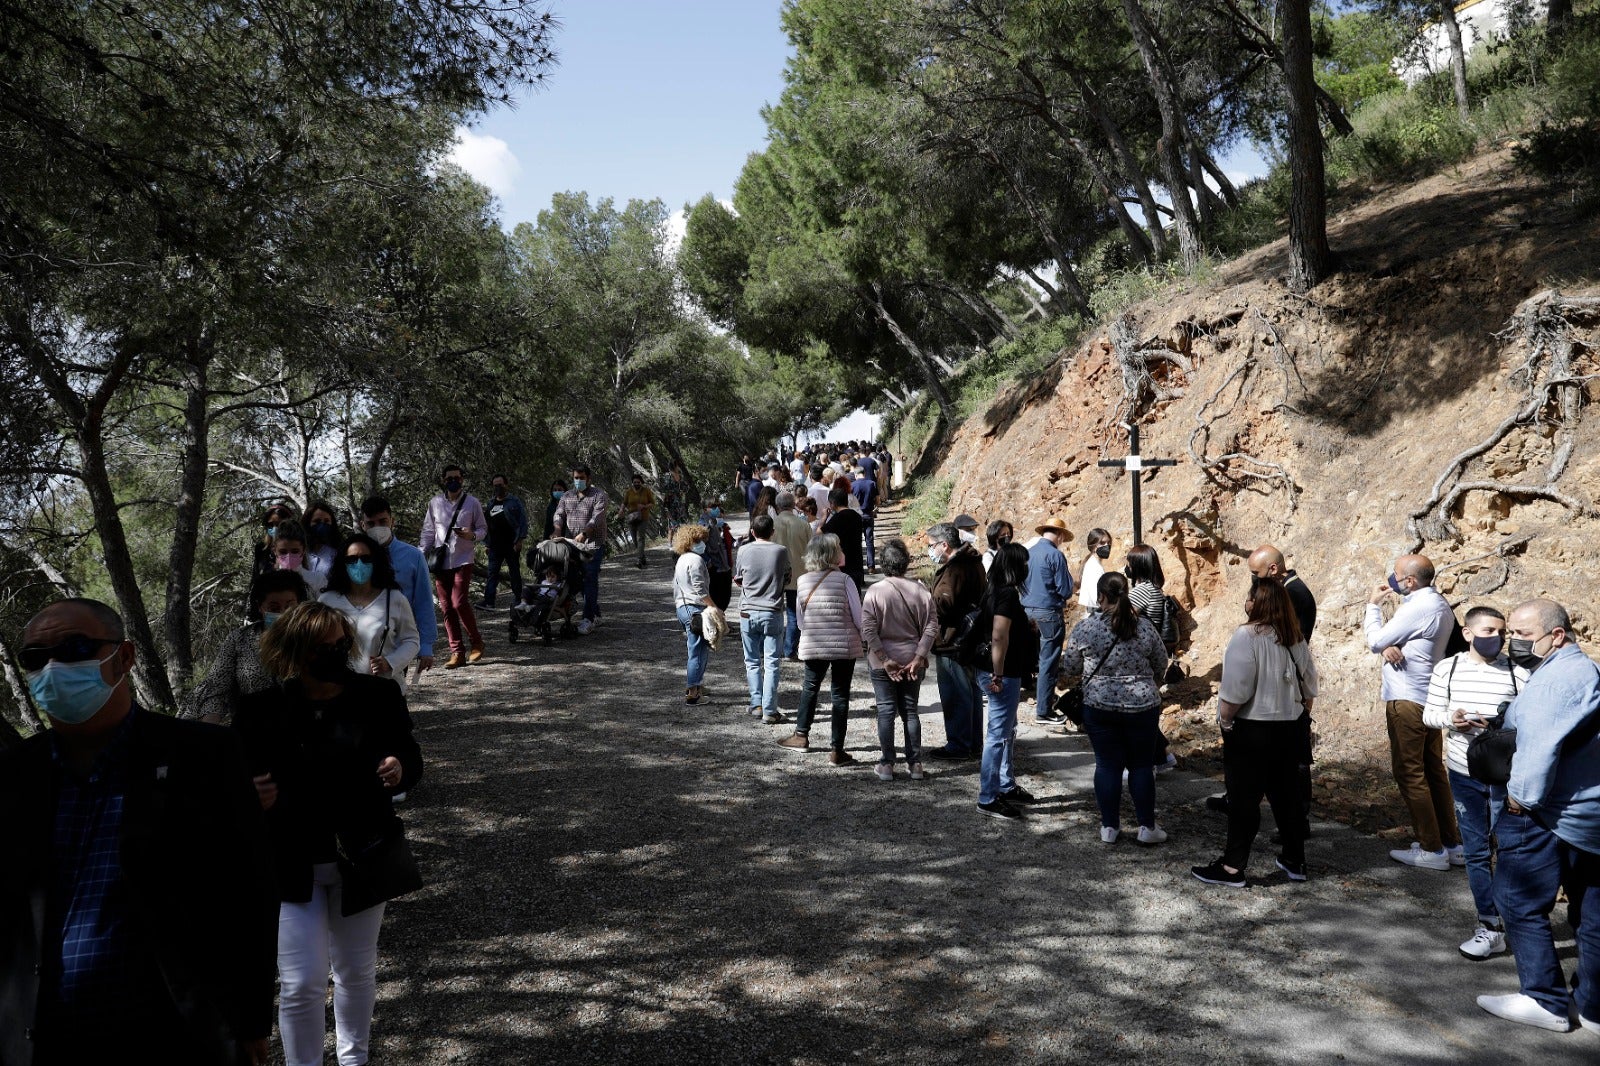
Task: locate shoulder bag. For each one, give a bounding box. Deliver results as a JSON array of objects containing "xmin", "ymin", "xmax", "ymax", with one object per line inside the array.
[
  {"xmin": 1055, "ymin": 632, "xmax": 1121, "ymax": 727},
  {"xmin": 429, "ymin": 496, "xmax": 467, "ymax": 577},
  {"xmin": 337, "ymin": 822, "xmax": 423, "ymax": 916},
  {"xmin": 1466, "ymin": 659, "xmax": 1522, "ymax": 786}
]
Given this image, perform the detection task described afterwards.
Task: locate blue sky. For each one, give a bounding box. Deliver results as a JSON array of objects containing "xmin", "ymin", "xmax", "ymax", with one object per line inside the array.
[{"xmin": 453, "ymin": 1, "xmax": 791, "ymax": 229}]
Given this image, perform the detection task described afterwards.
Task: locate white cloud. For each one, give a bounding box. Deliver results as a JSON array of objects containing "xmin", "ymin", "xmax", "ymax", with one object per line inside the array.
[{"xmin": 447, "ymin": 127, "xmax": 522, "ymax": 197}]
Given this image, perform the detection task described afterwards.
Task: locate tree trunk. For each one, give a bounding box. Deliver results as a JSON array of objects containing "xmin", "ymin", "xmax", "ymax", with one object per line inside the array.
[
  {"xmin": 869, "ymin": 284, "xmax": 954, "ymax": 419},
  {"xmin": 365, "ymin": 403, "xmax": 405, "ymax": 499},
  {"xmin": 1121, "ymin": 0, "xmax": 1205, "ymax": 268},
  {"xmin": 1440, "ymin": 1, "xmax": 1471, "ymax": 122},
  {"xmin": 981, "ymin": 142, "xmax": 1112, "ymax": 308},
  {"xmin": 1209, "ymin": 0, "xmax": 1355, "ymax": 136},
  {"xmin": 162, "ymin": 336, "xmax": 212, "ymax": 703},
  {"xmin": 1066, "ymin": 64, "xmax": 1171, "ymax": 257},
  {"xmin": 1281, "ymin": 0, "xmax": 1333, "ymax": 292},
  {"xmin": 0, "ymin": 629, "xmax": 43, "ymax": 737},
  {"xmin": 1547, "ymin": 0, "xmax": 1572, "ymax": 43}
]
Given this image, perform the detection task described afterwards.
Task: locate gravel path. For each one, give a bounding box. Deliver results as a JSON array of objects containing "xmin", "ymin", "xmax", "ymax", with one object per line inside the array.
[{"xmin": 370, "ymin": 540, "xmax": 1584, "ymax": 1065}]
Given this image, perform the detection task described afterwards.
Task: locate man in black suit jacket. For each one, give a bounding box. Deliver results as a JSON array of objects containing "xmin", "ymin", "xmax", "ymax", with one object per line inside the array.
[{"xmin": 1, "ymin": 599, "xmax": 276, "ymax": 1065}]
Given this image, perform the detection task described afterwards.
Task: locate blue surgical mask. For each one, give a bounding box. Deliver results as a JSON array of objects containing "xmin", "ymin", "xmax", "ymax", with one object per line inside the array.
[
  {"xmin": 265, "ymin": 525, "xmax": 278, "ymax": 540},
  {"xmin": 691, "ymin": 542, "xmax": 707, "ymax": 555},
  {"xmin": 574, "ymin": 479, "xmax": 589, "ymax": 492},
  {"xmin": 711, "ymin": 507, "xmax": 722, "ymax": 518},
  {"xmin": 1387, "ymin": 573, "xmax": 1404, "ymax": 594},
  {"xmin": 346, "ymin": 559, "xmax": 374, "ymax": 585},
  {"xmin": 28, "ymin": 650, "xmax": 121, "ymax": 725},
  {"xmin": 552, "ymin": 490, "xmax": 564, "ymax": 499},
  {"xmin": 262, "ymin": 612, "xmax": 282, "ymax": 629}
]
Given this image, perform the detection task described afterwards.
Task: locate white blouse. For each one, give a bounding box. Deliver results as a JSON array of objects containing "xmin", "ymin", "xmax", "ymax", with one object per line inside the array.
[{"xmin": 319, "ymin": 588, "xmax": 420, "ymax": 692}]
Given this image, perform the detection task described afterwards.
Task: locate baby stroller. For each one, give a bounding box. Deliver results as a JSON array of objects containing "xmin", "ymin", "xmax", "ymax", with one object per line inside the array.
[{"xmin": 508, "ymin": 538, "xmax": 589, "ymax": 645}]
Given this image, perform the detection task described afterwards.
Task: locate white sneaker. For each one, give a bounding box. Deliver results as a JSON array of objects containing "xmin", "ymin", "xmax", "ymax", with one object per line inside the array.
[
  {"xmin": 908, "ymin": 762, "xmax": 925, "ymax": 780},
  {"xmin": 1137, "ymin": 825, "xmax": 1168, "ymax": 845},
  {"xmin": 1154, "ymin": 753, "xmax": 1177, "ymax": 775},
  {"xmin": 1447, "ymin": 845, "xmax": 1466, "ymax": 867},
  {"xmin": 1581, "ymin": 1014, "xmax": 1600, "ymax": 1034},
  {"xmin": 1475, "ymin": 992, "xmax": 1573, "ymax": 1032},
  {"xmin": 1459, "ymin": 925, "xmax": 1507, "ymax": 961},
  {"xmin": 589, "ymin": 616, "xmax": 603, "ymax": 630},
  {"xmin": 874, "ymin": 762, "xmax": 894, "ymax": 782},
  {"xmin": 576, "ymin": 619, "xmax": 593, "ymax": 635},
  {"xmin": 1099, "ymin": 826, "xmax": 1119, "ymax": 844},
  {"xmin": 1389, "ymin": 842, "xmax": 1451, "ymax": 871}
]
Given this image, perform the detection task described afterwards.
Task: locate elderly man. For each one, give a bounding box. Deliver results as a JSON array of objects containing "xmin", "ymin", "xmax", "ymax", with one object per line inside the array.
[
  {"xmin": 927, "ymin": 522, "xmax": 986, "ymax": 760},
  {"xmin": 1366, "ymin": 553, "xmax": 1462, "ymax": 870},
  {"xmin": 1, "ymin": 599, "xmax": 276, "ymax": 1064},
  {"xmin": 772, "ymin": 491, "xmax": 813, "ymax": 659},
  {"xmin": 1476, "ymin": 598, "xmax": 1600, "ymax": 1033},
  {"xmin": 1023, "ymin": 517, "xmax": 1074, "ymax": 724},
  {"xmin": 553, "ymin": 464, "xmax": 610, "ymax": 636}
]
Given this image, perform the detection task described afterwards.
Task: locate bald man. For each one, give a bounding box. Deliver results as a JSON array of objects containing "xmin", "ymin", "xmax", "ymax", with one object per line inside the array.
[
  {"xmin": 1248, "ymin": 545, "xmax": 1316, "ymax": 640},
  {"xmin": 1478, "ymin": 598, "xmax": 1600, "ymax": 1033},
  {"xmin": 0, "ymin": 599, "xmax": 275, "ymax": 1065},
  {"xmin": 1365, "ymin": 554, "xmax": 1461, "ymax": 870}
]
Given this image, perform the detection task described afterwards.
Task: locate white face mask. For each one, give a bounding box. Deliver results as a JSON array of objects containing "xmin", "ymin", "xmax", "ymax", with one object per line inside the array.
[
  {"xmin": 367, "ymin": 524, "xmax": 393, "ymax": 546},
  {"xmin": 928, "ymin": 547, "xmax": 943, "ymax": 563},
  {"xmin": 958, "ymin": 529, "xmax": 976, "ymax": 545}
]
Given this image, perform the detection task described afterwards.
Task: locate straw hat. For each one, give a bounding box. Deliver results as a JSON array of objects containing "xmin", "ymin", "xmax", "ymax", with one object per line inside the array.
[{"xmin": 1035, "ymin": 517, "xmax": 1070, "ymax": 537}]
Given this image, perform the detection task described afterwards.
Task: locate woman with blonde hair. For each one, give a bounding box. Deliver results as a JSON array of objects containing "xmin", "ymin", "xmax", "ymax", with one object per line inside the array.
[
  {"xmin": 777, "ymin": 533, "xmax": 863, "ymax": 763},
  {"xmin": 672, "ymin": 523, "xmax": 716, "ymax": 705},
  {"xmin": 246, "ymin": 601, "xmax": 422, "ymax": 1066}
]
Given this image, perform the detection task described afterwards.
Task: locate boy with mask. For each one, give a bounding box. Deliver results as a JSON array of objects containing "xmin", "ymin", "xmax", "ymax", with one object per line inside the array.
[{"xmin": 1421, "ymin": 606, "xmax": 1530, "ymax": 961}]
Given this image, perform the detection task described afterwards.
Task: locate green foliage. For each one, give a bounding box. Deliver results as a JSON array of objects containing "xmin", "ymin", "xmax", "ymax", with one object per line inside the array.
[
  {"xmin": 1515, "ymin": 120, "xmax": 1600, "ymax": 179},
  {"xmin": 949, "ymin": 316, "xmax": 1085, "ymax": 420},
  {"xmin": 900, "ymin": 476, "xmax": 954, "ymax": 535},
  {"xmin": 1211, "ymin": 173, "xmax": 1291, "ymax": 257},
  {"xmin": 1325, "ymin": 91, "xmax": 1479, "ymax": 188},
  {"xmin": 1089, "ymin": 260, "xmax": 1215, "ymax": 324},
  {"xmin": 1314, "ymin": 10, "xmax": 1407, "ymax": 114}
]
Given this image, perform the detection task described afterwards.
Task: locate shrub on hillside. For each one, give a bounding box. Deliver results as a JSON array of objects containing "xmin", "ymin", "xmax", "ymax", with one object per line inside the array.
[{"xmin": 1326, "ymin": 91, "xmax": 1478, "ymax": 187}]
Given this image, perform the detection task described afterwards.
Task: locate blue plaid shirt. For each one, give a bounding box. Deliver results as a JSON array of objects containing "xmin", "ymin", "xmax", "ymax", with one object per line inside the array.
[{"xmin": 45, "ymin": 706, "xmax": 139, "ymax": 1023}]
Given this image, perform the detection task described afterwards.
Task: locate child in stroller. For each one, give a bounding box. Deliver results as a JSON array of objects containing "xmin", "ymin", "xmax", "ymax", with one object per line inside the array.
[{"xmin": 509, "ymin": 538, "xmax": 587, "ymax": 645}]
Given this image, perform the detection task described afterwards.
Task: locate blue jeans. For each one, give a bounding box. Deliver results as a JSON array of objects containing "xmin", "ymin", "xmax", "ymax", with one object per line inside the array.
[
  {"xmin": 1493, "ymin": 811, "xmax": 1600, "ymax": 1020},
  {"xmin": 862, "ymin": 515, "xmax": 876, "ymax": 570},
  {"xmin": 1026, "ymin": 607, "xmax": 1064, "ymax": 715},
  {"xmin": 741, "ymin": 609, "xmax": 783, "ymax": 716},
  {"xmin": 1449, "ymin": 769, "xmax": 1505, "ymax": 923},
  {"xmin": 1083, "ymin": 705, "xmax": 1159, "ymax": 830},
  {"xmin": 870, "ymin": 667, "xmax": 921, "ymax": 765},
  {"xmin": 677, "ymin": 604, "xmax": 709, "ymax": 688},
  {"xmin": 796, "ymin": 658, "xmax": 855, "ymax": 748},
  {"xmin": 483, "ymin": 544, "xmax": 522, "ymax": 606},
  {"xmin": 977, "ymin": 672, "xmax": 1020, "ymax": 804},
  {"xmin": 936, "ymin": 655, "xmax": 982, "ymax": 755},
  {"xmin": 580, "ymin": 545, "xmax": 604, "ymax": 621},
  {"xmin": 783, "ymin": 589, "xmax": 800, "ymax": 658}
]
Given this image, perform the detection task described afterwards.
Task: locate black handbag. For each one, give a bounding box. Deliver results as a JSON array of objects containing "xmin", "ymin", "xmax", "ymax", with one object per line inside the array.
[
  {"xmin": 1467, "ymin": 718, "xmax": 1517, "ymax": 786},
  {"xmin": 429, "ymin": 496, "xmax": 468, "ymax": 576},
  {"xmin": 1055, "ymin": 635, "xmax": 1121, "ymax": 727},
  {"xmin": 338, "ymin": 824, "xmax": 423, "ymax": 916}
]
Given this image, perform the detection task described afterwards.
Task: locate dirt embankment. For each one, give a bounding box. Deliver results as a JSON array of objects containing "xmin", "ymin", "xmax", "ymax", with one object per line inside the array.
[{"xmin": 927, "ymin": 149, "xmax": 1600, "ymax": 832}]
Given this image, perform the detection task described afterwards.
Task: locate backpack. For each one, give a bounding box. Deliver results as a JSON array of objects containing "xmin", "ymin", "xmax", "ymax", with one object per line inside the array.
[
  {"xmin": 1442, "ymin": 611, "xmax": 1470, "ymax": 658},
  {"xmin": 1160, "ymin": 594, "xmax": 1181, "ymax": 650}
]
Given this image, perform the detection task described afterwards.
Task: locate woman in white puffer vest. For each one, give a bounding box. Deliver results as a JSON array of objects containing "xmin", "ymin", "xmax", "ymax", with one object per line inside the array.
[{"xmin": 777, "ymin": 533, "xmax": 863, "ymax": 765}]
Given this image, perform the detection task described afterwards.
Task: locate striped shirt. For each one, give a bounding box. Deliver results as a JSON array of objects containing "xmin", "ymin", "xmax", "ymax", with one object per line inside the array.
[
  {"xmin": 1422, "ymin": 653, "xmax": 1529, "ymax": 775},
  {"xmin": 1129, "ymin": 581, "xmax": 1167, "ymax": 636}
]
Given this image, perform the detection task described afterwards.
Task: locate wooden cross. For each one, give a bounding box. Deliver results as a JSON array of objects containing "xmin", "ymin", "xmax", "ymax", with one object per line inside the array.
[{"xmin": 1097, "ymin": 423, "xmax": 1178, "ymax": 545}]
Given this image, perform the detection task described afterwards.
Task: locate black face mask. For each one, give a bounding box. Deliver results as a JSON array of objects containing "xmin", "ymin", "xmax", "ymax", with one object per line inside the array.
[
  {"xmin": 307, "ymin": 643, "xmax": 349, "ymax": 682},
  {"xmin": 494, "ymin": 486, "xmax": 508, "ymax": 499},
  {"xmin": 1096, "ymin": 545, "xmax": 1111, "ymax": 559},
  {"xmin": 444, "ymin": 477, "xmax": 463, "ymax": 493},
  {"xmin": 1507, "ymin": 636, "xmax": 1545, "ymax": 670}
]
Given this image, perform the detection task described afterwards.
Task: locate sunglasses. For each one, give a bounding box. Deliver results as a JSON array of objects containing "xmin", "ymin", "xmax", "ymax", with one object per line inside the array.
[
  {"xmin": 19, "ymin": 635, "xmax": 118, "ymax": 672},
  {"xmin": 316, "ymin": 637, "xmax": 354, "ymax": 656}
]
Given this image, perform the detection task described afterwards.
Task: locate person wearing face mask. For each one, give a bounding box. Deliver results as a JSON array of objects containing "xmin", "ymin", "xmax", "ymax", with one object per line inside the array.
[
  {"xmin": 303, "ymin": 500, "xmax": 342, "ymax": 577},
  {"xmin": 255, "ymin": 500, "xmax": 300, "ymax": 579},
  {"xmin": 320, "ymin": 533, "xmax": 421, "ymax": 695},
  {"xmin": 420, "ymin": 464, "xmax": 488, "ymax": 668},
  {"xmin": 927, "ymin": 521, "xmax": 986, "ymax": 760},
  {"xmin": 952, "ymin": 513, "xmax": 980, "ymax": 553},
  {"xmin": 1418, "ymin": 605, "xmax": 1530, "ymax": 961},
  {"xmin": 1, "ymin": 599, "xmax": 277, "ymax": 1066},
  {"xmin": 772, "ymin": 491, "xmax": 813, "ymax": 658},
  {"xmin": 1474, "ymin": 597, "xmax": 1600, "ymax": 1034},
  {"xmin": 1078, "ymin": 528, "xmax": 1112, "ymax": 613},
  {"xmin": 778, "ymin": 533, "xmax": 863, "ymax": 761},
  {"xmin": 618, "ymin": 473, "xmax": 656, "ymax": 568},
  {"xmin": 478, "ymin": 474, "xmax": 529, "ymax": 608},
  {"xmin": 186, "ymin": 569, "xmax": 310, "ymax": 725},
  {"xmin": 248, "ymin": 602, "xmax": 423, "ymax": 1066},
  {"xmin": 273, "ymin": 520, "xmax": 329, "ymax": 596},
  {"xmin": 821, "ymin": 484, "xmax": 866, "ymax": 592},
  {"xmin": 1365, "ymin": 553, "xmax": 1462, "ymax": 871},
  {"xmin": 672, "ymin": 524, "xmax": 716, "ymax": 705},
  {"xmin": 1022, "ymin": 518, "xmax": 1074, "ymax": 726},
  {"xmin": 553, "ymin": 465, "xmax": 611, "ymax": 635},
  {"xmin": 359, "ymin": 495, "xmax": 437, "ymax": 676},
  {"xmin": 543, "ymin": 478, "xmax": 569, "ymax": 541},
  {"xmin": 981, "ymin": 520, "xmax": 1014, "ymax": 572}
]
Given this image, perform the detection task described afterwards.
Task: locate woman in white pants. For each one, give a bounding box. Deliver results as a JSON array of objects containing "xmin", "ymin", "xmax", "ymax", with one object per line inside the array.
[{"xmin": 249, "ymin": 601, "xmax": 423, "ymax": 1066}]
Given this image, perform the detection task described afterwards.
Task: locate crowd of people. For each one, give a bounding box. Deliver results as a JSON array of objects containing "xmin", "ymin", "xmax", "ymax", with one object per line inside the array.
[{"xmin": 4, "ymin": 441, "xmax": 1598, "ymax": 1061}]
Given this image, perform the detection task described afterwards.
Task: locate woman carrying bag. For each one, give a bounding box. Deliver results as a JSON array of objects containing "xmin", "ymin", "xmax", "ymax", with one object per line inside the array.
[
  {"xmin": 1192, "ymin": 575, "xmax": 1317, "ymax": 888},
  {"xmin": 672, "ymin": 524, "xmax": 716, "ymax": 705},
  {"xmin": 777, "ymin": 533, "xmax": 863, "ymax": 764},
  {"xmin": 319, "ymin": 532, "xmax": 421, "ymax": 694},
  {"xmin": 249, "ymin": 601, "xmax": 423, "ymax": 1066},
  {"xmin": 1061, "ymin": 572, "xmax": 1169, "ymax": 844}
]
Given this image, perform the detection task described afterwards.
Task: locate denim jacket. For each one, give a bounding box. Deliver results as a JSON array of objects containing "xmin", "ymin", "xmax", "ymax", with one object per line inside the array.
[{"xmin": 1506, "ymin": 643, "xmax": 1600, "ymax": 852}]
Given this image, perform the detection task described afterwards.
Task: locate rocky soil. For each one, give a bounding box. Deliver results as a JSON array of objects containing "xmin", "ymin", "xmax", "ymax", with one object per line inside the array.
[{"xmin": 916, "ymin": 148, "xmax": 1600, "ymax": 835}]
